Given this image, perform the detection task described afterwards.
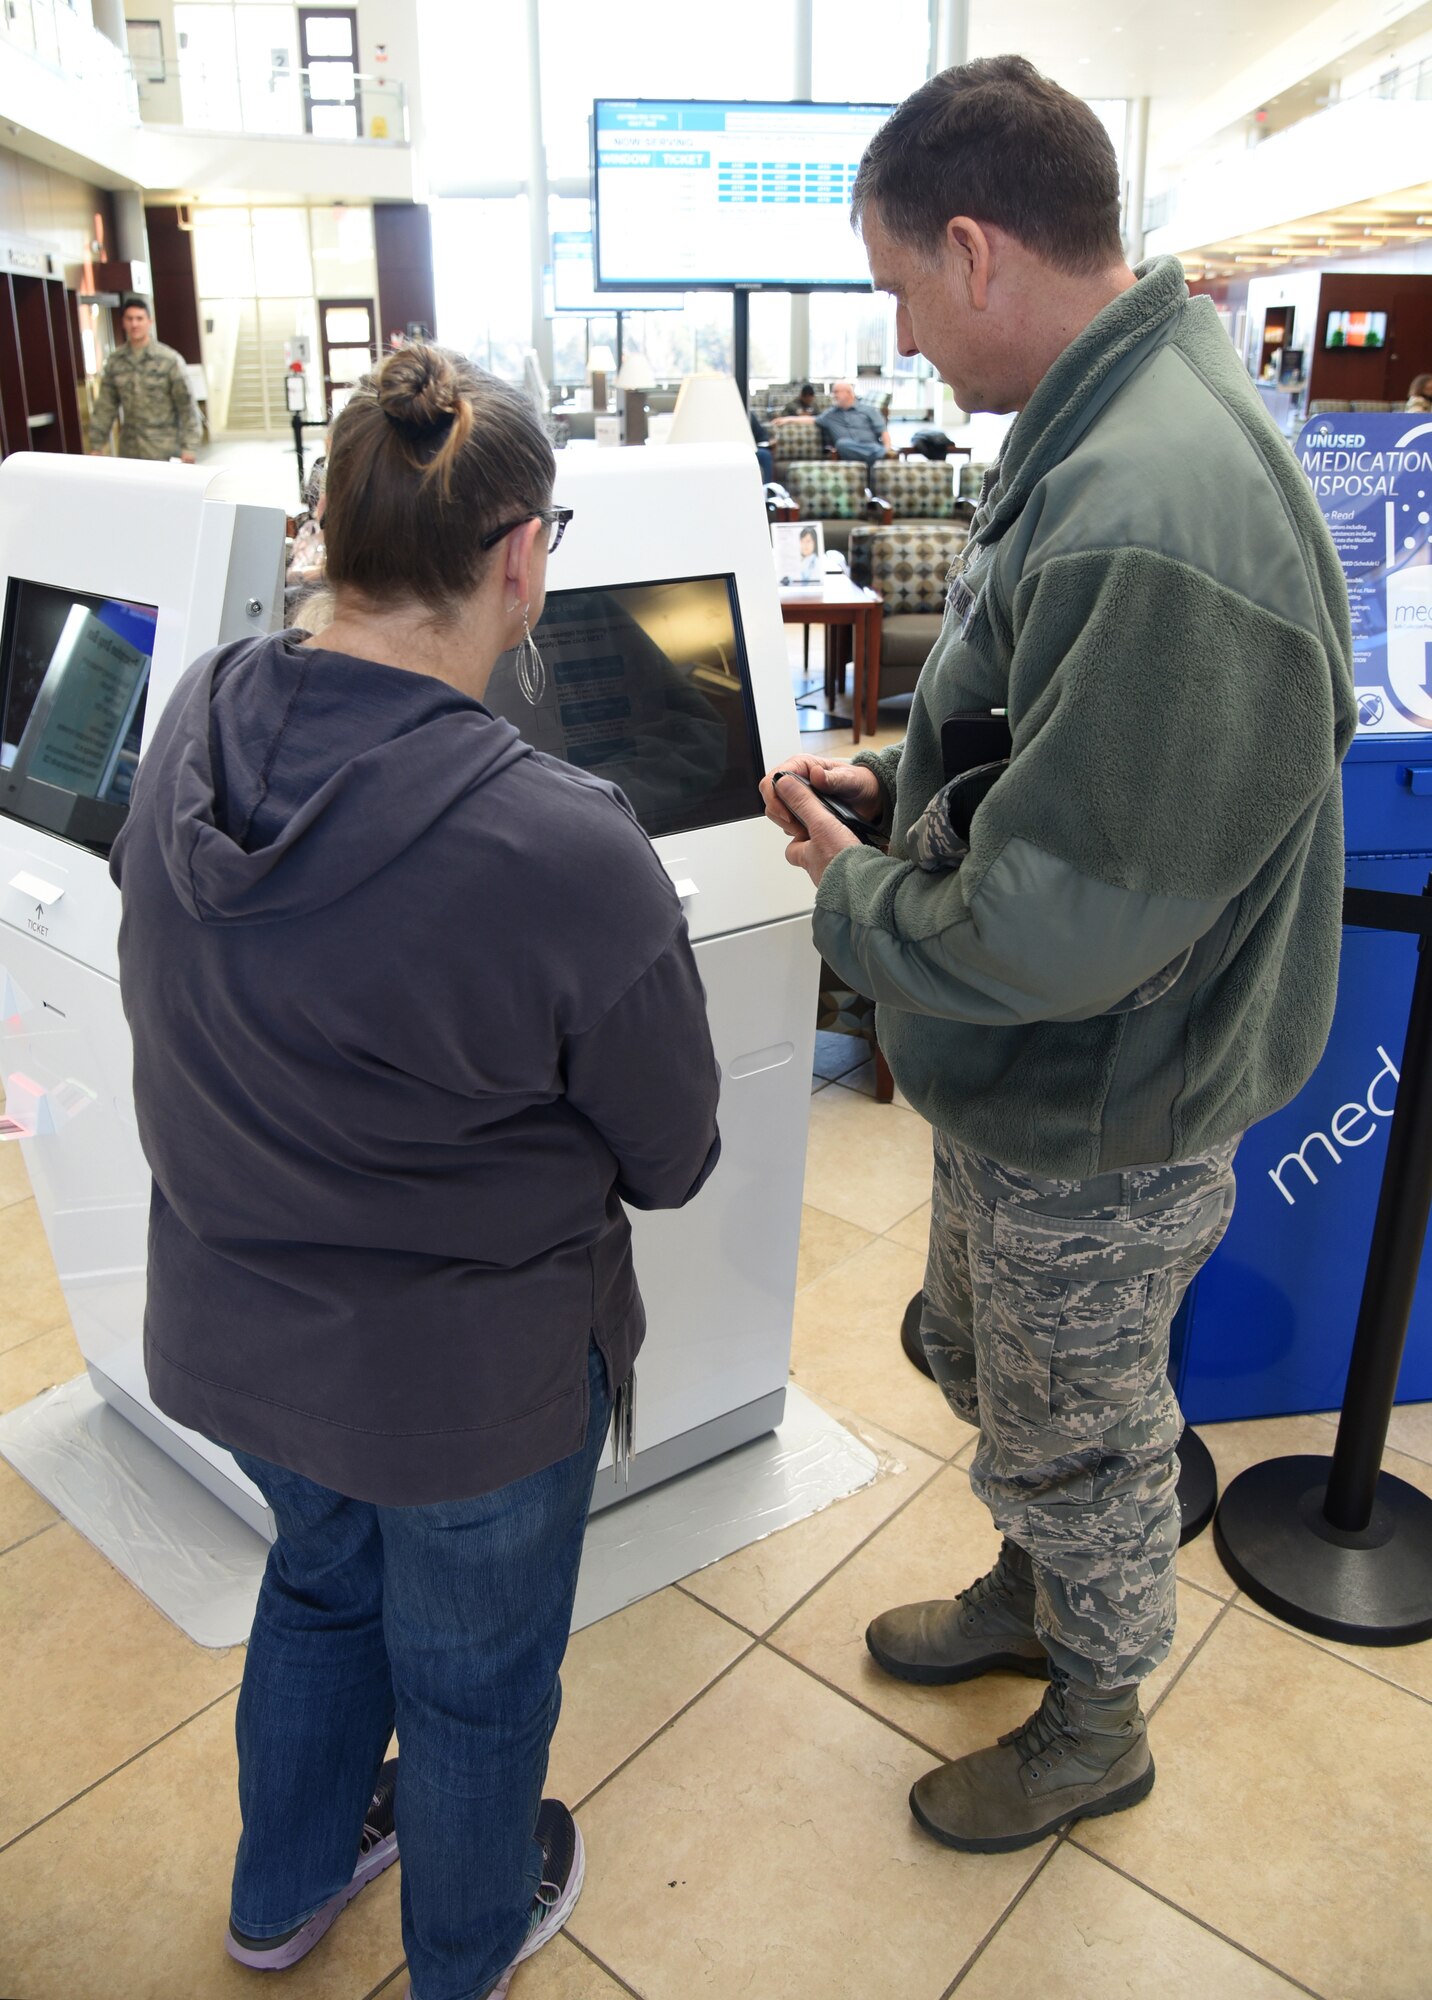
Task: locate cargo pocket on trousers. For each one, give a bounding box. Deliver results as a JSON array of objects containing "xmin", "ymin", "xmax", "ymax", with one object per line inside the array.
[
  {"xmin": 988, "ymin": 1206, "xmax": 1150, "ymax": 1455},
  {"xmin": 983, "ymin": 1208, "xmax": 1069, "ymax": 1464}
]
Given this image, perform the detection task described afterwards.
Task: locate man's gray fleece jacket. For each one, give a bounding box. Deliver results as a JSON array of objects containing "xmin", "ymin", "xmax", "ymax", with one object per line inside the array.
[{"xmin": 814, "ymin": 256, "xmax": 1357, "ymax": 1179}]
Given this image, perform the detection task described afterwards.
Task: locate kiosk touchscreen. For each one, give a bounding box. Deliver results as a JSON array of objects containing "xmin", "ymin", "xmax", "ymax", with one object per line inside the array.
[{"xmin": 0, "ymin": 446, "xmax": 817, "ymax": 1536}]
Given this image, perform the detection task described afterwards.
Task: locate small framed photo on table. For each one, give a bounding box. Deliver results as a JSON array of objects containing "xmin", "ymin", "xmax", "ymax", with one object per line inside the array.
[{"xmin": 772, "ymin": 520, "xmax": 825, "ymax": 592}]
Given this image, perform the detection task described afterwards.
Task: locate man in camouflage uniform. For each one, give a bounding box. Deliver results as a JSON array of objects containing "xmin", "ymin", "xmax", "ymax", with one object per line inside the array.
[
  {"xmin": 88, "ymin": 295, "xmax": 201, "ymax": 463},
  {"xmin": 761, "ymin": 58, "xmax": 1353, "ymax": 1854}
]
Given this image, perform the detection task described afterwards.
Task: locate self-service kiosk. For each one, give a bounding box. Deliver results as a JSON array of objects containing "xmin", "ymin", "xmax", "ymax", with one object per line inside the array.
[{"xmin": 0, "ymin": 444, "xmax": 818, "ymax": 1539}]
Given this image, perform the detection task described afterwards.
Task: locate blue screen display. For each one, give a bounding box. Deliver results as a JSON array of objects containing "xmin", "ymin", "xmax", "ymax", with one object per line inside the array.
[{"xmin": 594, "ymin": 99, "xmax": 893, "ymax": 290}]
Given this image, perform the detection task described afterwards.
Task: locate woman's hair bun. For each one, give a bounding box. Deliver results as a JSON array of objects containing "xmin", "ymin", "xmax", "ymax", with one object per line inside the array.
[{"xmin": 377, "ymin": 345, "xmax": 463, "ymax": 433}]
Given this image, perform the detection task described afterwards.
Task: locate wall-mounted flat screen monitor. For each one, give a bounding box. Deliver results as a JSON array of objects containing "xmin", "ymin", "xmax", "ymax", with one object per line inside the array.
[
  {"xmin": 0, "ymin": 578, "xmax": 157, "ymax": 856},
  {"xmin": 486, "ymin": 575, "xmax": 763, "ymax": 840},
  {"xmin": 548, "ymin": 232, "xmax": 681, "ymax": 314},
  {"xmin": 1325, "ymin": 310, "xmax": 1387, "ymax": 350},
  {"xmin": 593, "ymin": 99, "xmax": 894, "ymax": 290}
]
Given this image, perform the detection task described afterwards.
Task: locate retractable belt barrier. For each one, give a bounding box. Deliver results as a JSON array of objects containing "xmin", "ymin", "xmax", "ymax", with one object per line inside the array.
[{"xmin": 1214, "ymin": 878, "xmax": 1432, "ymax": 1646}]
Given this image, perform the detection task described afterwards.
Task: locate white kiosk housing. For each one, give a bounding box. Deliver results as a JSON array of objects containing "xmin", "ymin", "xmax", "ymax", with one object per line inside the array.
[{"xmin": 0, "ymin": 445, "xmax": 818, "ymax": 1538}]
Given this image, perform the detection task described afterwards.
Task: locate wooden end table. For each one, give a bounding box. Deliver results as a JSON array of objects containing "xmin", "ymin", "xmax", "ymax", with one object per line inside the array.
[{"xmin": 779, "ymin": 577, "xmax": 883, "ymax": 744}]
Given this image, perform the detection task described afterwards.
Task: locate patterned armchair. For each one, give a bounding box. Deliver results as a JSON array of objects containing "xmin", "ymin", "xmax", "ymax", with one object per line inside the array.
[
  {"xmin": 869, "ymin": 459, "xmax": 958, "ymax": 520},
  {"xmin": 769, "ymin": 417, "xmax": 828, "ymax": 465},
  {"xmin": 959, "ymin": 460, "xmax": 992, "ymax": 504},
  {"xmin": 847, "ymin": 521, "xmax": 969, "ymax": 703},
  {"xmin": 781, "ymin": 461, "xmax": 873, "ymax": 558}
]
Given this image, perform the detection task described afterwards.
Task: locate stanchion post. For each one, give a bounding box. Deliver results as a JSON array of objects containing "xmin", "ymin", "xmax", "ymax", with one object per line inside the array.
[
  {"xmin": 1213, "ymin": 876, "xmax": 1432, "ymax": 1646},
  {"xmin": 1324, "ymin": 886, "xmax": 1432, "ymax": 1530}
]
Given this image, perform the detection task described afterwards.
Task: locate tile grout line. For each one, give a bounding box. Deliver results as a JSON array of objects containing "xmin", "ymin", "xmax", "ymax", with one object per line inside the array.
[
  {"xmin": 1145, "ymin": 1592, "xmax": 1237, "ymax": 1721},
  {"xmin": 1219, "ymin": 1593, "xmax": 1432, "ymax": 1711},
  {"xmin": 0, "ymin": 1681, "xmax": 243, "ymax": 1858},
  {"xmin": 937, "ymin": 1838, "xmax": 1064, "ymax": 1998},
  {"xmin": 672, "ymin": 1431, "xmax": 948, "ymax": 1642},
  {"xmin": 0, "ymin": 1515, "xmax": 60, "ymax": 1562},
  {"xmin": 570, "ymin": 1638, "xmax": 759, "ymax": 1816},
  {"xmin": 763, "ymin": 1641, "xmax": 971, "ymax": 1767},
  {"xmin": 0, "ymin": 1315, "xmax": 77, "ymax": 1369},
  {"xmin": 563, "ymin": 1932, "xmax": 647, "ymax": 1999},
  {"xmin": 1065, "ymin": 1843, "xmax": 1332, "ymax": 2000},
  {"xmin": 751, "ymin": 1451, "xmax": 965, "ymax": 1647},
  {"xmin": 355, "ymin": 1960, "xmax": 409, "ymax": 2000}
]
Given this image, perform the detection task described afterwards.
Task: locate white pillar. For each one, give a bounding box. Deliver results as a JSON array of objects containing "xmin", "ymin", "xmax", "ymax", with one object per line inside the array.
[
  {"xmin": 790, "ymin": 0, "xmax": 814, "ymax": 382},
  {"xmin": 929, "ymin": 0, "xmax": 969, "ymax": 76},
  {"xmin": 524, "ymin": 0, "xmax": 553, "ymax": 379},
  {"xmin": 1124, "ymin": 96, "xmax": 1149, "ymax": 266}
]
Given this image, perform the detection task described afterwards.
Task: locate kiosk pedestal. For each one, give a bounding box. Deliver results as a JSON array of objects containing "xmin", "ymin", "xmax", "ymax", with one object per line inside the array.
[{"xmin": 1215, "ymin": 881, "xmax": 1432, "ymax": 1645}]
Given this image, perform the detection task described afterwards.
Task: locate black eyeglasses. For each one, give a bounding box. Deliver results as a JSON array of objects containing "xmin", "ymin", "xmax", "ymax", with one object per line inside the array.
[{"xmin": 479, "ymin": 505, "xmax": 573, "ymax": 554}]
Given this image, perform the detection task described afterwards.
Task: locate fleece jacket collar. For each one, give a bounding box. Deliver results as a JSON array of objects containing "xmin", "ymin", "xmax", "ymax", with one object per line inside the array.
[{"xmin": 975, "ymin": 256, "xmax": 1189, "ymax": 545}]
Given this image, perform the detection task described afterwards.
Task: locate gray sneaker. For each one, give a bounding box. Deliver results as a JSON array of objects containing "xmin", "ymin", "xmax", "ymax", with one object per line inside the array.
[
  {"xmin": 865, "ymin": 1539, "xmax": 1049, "ymax": 1686},
  {"xmin": 909, "ymin": 1671, "xmax": 1154, "ymax": 1852}
]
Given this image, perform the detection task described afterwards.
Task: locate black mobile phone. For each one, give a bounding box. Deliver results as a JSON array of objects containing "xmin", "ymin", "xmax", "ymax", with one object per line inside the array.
[{"xmin": 772, "ymin": 771, "xmax": 886, "ymax": 847}]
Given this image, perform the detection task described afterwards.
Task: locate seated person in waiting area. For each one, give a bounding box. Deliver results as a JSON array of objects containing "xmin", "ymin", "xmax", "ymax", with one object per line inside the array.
[
  {"xmin": 816, "ymin": 379, "xmax": 891, "ymax": 465},
  {"xmin": 773, "ymin": 382, "xmax": 819, "ymax": 419}
]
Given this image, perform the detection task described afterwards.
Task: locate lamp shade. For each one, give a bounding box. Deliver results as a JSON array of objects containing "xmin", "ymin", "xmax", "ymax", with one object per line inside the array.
[
  {"xmin": 586, "ymin": 344, "xmax": 617, "ymax": 376},
  {"xmin": 614, "ymin": 350, "xmax": 656, "ymax": 392},
  {"xmin": 667, "ymin": 372, "xmax": 751, "ymax": 447}
]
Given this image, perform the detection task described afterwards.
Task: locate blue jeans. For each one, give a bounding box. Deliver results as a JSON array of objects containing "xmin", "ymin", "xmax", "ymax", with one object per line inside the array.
[
  {"xmin": 228, "ymin": 1341, "xmax": 611, "ymax": 2000},
  {"xmin": 833, "ymin": 438, "xmax": 884, "ymax": 467}
]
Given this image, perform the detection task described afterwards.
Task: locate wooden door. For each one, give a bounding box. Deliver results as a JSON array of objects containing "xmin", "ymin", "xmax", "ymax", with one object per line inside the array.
[
  {"xmin": 318, "ymin": 297, "xmax": 377, "ymax": 419},
  {"xmin": 1389, "ymin": 293, "xmax": 1432, "ymax": 406},
  {"xmin": 298, "ymin": 8, "xmax": 361, "ymax": 139}
]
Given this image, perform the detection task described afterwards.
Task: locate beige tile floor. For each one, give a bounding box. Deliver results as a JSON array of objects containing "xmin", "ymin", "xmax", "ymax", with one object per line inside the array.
[{"xmin": 4, "ymin": 1054, "xmax": 1432, "ymax": 1999}]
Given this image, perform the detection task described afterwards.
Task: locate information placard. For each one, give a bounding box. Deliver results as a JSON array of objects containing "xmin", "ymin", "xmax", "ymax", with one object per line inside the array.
[{"xmin": 1296, "ymin": 412, "xmax": 1432, "ymax": 734}]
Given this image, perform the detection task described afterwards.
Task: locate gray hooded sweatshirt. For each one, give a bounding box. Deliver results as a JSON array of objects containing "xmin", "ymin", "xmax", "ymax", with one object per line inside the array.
[{"xmin": 110, "ymin": 633, "xmax": 721, "ymax": 1506}]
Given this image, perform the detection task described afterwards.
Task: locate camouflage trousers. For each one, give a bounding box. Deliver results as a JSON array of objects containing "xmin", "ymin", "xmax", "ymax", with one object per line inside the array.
[{"xmin": 920, "ymin": 1131, "xmax": 1238, "ymax": 1689}]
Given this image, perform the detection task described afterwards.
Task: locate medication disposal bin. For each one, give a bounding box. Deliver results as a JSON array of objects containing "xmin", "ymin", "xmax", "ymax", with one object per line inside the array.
[{"xmin": 1172, "ymin": 734, "xmax": 1432, "ymax": 1420}]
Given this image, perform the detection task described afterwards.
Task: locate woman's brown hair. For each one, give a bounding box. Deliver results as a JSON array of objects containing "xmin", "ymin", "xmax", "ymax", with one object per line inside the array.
[{"xmin": 323, "ymin": 344, "xmax": 555, "ymax": 619}]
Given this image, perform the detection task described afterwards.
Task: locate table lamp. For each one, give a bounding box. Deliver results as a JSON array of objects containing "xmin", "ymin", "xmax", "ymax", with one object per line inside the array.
[
  {"xmin": 667, "ymin": 371, "xmax": 752, "ymax": 447},
  {"xmin": 614, "ymin": 350, "xmax": 656, "ymax": 445},
  {"xmin": 587, "ymin": 343, "xmax": 617, "ymax": 413}
]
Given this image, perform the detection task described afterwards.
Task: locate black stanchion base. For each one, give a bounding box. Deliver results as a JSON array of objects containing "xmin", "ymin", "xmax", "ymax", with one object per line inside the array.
[
  {"xmin": 900, "ymin": 1291, "xmax": 1217, "ymax": 1546},
  {"xmin": 1215, "ymin": 1455, "xmax": 1432, "ymax": 1646},
  {"xmin": 901, "ymin": 1292, "xmax": 933, "ymax": 1378},
  {"xmin": 1175, "ymin": 1426, "xmax": 1219, "ymax": 1546}
]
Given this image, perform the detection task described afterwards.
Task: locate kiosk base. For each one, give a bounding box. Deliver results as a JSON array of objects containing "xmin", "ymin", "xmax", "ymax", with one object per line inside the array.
[
  {"xmin": 1215, "ymin": 1455, "xmax": 1432, "ymax": 1646},
  {"xmin": 898, "ymin": 1290, "xmax": 1218, "ymax": 1546}
]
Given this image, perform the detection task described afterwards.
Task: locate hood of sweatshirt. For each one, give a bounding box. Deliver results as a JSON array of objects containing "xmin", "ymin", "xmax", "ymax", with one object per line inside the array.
[{"xmin": 116, "ymin": 631, "xmax": 532, "ymax": 924}]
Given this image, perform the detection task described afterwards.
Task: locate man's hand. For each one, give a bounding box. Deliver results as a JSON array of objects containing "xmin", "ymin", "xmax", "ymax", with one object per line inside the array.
[
  {"xmin": 759, "ymin": 755, "xmax": 884, "ymax": 888},
  {"xmin": 180, "ymin": 451, "xmax": 196, "ymax": 465},
  {"xmin": 760, "ymin": 753, "xmax": 882, "ymax": 834}
]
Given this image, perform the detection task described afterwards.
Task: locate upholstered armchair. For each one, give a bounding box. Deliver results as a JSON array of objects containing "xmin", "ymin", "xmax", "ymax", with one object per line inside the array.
[
  {"xmin": 868, "ymin": 459, "xmax": 961, "ymax": 523},
  {"xmin": 846, "ymin": 521, "xmax": 970, "ymax": 705}
]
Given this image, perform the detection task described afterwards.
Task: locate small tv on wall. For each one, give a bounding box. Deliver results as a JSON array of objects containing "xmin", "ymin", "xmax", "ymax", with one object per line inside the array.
[{"xmin": 1325, "ymin": 310, "xmax": 1388, "ymax": 350}]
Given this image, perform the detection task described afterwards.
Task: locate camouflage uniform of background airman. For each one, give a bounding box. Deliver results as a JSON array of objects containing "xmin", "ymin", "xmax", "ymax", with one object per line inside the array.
[{"xmin": 88, "ymin": 339, "xmax": 202, "ymax": 460}]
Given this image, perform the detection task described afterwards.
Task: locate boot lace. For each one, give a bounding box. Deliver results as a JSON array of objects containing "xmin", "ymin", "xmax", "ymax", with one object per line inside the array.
[
  {"xmin": 997, "ymin": 1672, "xmax": 1077, "ymax": 1781},
  {"xmin": 956, "ymin": 1550, "xmax": 1024, "ymax": 1622}
]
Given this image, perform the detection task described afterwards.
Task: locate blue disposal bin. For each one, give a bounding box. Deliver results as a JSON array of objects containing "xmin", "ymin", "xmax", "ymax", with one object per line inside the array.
[{"xmin": 1171, "ymin": 733, "xmax": 1432, "ymax": 1421}]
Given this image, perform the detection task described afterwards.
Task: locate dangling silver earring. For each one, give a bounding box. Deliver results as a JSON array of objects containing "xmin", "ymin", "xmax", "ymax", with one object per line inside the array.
[{"xmin": 515, "ymin": 606, "xmax": 546, "ymax": 706}]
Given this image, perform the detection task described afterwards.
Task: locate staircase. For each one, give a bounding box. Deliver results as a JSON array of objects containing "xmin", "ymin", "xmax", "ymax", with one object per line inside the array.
[{"xmin": 222, "ymin": 303, "xmax": 292, "ymax": 433}]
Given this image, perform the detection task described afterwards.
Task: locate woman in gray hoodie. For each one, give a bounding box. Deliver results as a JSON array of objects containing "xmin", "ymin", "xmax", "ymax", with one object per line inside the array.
[{"xmin": 111, "ymin": 346, "xmax": 721, "ymax": 2000}]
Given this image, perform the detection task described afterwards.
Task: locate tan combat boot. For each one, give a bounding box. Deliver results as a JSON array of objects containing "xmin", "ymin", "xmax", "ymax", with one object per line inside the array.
[
  {"xmin": 865, "ymin": 1538, "xmax": 1049, "ymax": 1686},
  {"xmin": 909, "ymin": 1671, "xmax": 1154, "ymax": 1852}
]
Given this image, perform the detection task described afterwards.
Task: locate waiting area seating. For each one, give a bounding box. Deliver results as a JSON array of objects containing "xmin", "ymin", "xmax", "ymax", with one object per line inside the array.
[{"xmin": 847, "ymin": 519, "xmax": 970, "ymax": 702}]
